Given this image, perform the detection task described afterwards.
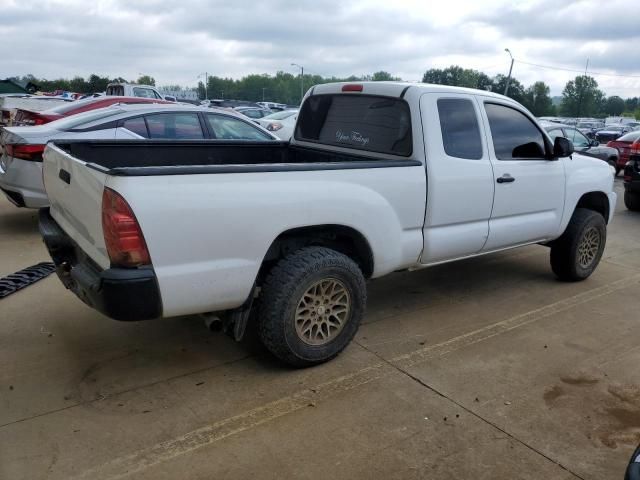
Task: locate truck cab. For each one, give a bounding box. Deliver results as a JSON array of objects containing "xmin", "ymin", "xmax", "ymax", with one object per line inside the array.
[{"xmin": 105, "ymin": 83, "xmax": 172, "ymax": 102}]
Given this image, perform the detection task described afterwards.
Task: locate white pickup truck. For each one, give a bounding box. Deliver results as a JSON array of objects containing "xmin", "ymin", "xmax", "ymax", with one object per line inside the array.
[{"xmin": 39, "ymin": 82, "xmax": 616, "ymax": 367}]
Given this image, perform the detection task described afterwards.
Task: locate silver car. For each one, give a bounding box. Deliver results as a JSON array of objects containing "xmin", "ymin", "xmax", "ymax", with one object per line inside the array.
[{"xmin": 0, "ymin": 104, "xmax": 277, "ymax": 208}]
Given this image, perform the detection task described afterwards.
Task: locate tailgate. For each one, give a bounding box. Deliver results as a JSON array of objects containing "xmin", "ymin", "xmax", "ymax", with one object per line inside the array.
[{"xmin": 43, "ymin": 143, "xmax": 111, "ymax": 269}]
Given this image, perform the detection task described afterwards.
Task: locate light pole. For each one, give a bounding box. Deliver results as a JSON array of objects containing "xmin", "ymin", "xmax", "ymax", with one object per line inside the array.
[
  {"xmin": 198, "ymin": 72, "xmax": 208, "ymax": 100},
  {"xmin": 503, "ymin": 48, "xmax": 514, "ymax": 96},
  {"xmin": 262, "ymin": 87, "xmax": 267, "ymax": 102},
  {"xmin": 291, "ymin": 63, "xmax": 304, "ymax": 104}
]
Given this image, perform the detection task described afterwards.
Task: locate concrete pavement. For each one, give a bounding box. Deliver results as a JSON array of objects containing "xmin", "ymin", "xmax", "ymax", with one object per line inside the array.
[{"xmin": 0, "ymin": 178, "xmax": 638, "ymax": 479}]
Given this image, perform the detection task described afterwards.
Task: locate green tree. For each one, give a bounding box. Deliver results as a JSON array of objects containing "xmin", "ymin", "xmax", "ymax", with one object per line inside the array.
[
  {"xmin": 624, "ymin": 97, "xmax": 638, "ymax": 112},
  {"xmin": 605, "ymin": 96, "xmax": 625, "ymax": 116},
  {"xmin": 560, "ymin": 75, "xmax": 605, "ymax": 117},
  {"xmin": 522, "ymin": 81, "xmax": 555, "ymax": 116},
  {"xmin": 371, "ymin": 71, "xmax": 399, "ymax": 81},
  {"xmin": 422, "ymin": 65, "xmax": 492, "ymax": 90},
  {"xmin": 87, "ymin": 74, "xmax": 111, "ymax": 93},
  {"xmin": 136, "ymin": 75, "xmax": 156, "ymax": 86},
  {"xmin": 491, "ymin": 74, "xmax": 526, "ymax": 104}
]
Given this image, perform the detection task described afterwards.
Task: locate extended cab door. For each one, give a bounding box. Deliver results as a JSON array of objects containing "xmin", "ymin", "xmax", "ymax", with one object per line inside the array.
[
  {"xmin": 419, "ymin": 93, "xmax": 495, "ymax": 264},
  {"xmin": 480, "ymin": 100, "xmax": 565, "ymax": 251}
]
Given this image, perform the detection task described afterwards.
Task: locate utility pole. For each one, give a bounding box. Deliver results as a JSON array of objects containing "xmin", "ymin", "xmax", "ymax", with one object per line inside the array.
[
  {"xmin": 291, "ymin": 63, "xmax": 304, "ymax": 104},
  {"xmin": 262, "ymin": 87, "xmax": 267, "ymax": 102},
  {"xmin": 576, "ymin": 58, "xmax": 589, "ymax": 120},
  {"xmin": 503, "ymin": 48, "xmax": 514, "ymax": 96},
  {"xmin": 198, "ymin": 72, "xmax": 209, "ymax": 100}
]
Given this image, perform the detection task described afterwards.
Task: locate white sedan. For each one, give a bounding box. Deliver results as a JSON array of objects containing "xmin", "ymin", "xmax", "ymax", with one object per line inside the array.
[
  {"xmin": 257, "ymin": 109, "xmax": 298, "ymax": 140},
  {"xmin": 0, "ymin": 104, "xmax": 277, "ymax": 208}
]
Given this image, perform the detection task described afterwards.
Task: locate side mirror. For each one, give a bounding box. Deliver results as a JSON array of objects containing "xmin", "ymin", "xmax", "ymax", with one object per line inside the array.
[
  {"xmin": 553, "ymin": 136, "xmax": 574, "ymax": 158},
  {"xmin": 512, "ymin": 141, "xmax": 546, "ymax": 158}
]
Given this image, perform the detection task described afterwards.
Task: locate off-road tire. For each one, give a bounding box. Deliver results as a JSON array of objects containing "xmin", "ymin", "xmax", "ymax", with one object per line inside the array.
[
  {"xmin": 550, "ymin": 208, "xmax": 606, "ymax": 282},
  {"xmin": 258, "ymin": 247, "xmax": 366, "ymax": 367},
  {"xmin": 624, "ymin": 191, "xmax": 640, "ymax": 211}
]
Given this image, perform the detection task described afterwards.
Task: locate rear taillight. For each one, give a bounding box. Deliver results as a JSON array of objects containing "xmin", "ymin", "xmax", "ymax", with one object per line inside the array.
[
  {"xmin": 5, "ymin": 144, "xmax": 46, "ymax": 161},
  {"xmin": 631, "ymin": 141, "xmax": 640, "ymax": 155},
  {"xmin": 14, "ymin": 111, "xmax": 53, "ymax": 126},
  {"xmin": 102, "ymin": 188, "xmax": 151, "ymax": 267}
]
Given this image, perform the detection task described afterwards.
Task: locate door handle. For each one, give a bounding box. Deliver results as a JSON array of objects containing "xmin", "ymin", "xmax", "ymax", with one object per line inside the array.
[{"xmin": 497, "ymin": 174, "xmax": 515, "ymax": 184}]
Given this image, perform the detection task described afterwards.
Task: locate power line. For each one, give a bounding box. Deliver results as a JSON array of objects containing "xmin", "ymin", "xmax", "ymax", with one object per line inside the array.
[{"xmin": 514, "ymin": 59, "xmax": 640, "ymax": 79}]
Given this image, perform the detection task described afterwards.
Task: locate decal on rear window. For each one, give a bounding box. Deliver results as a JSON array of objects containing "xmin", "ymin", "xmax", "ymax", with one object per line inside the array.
[{"xmin": 296, "ymin": 94, "xmax": 412, "ymax": 156}]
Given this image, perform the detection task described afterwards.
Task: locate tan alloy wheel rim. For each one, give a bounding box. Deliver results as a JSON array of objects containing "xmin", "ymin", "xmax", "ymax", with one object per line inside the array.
[
  {"xmin": 294, "ymin": 278, "xmax": 351, "ymax": 346},
  {"xmin": 578, "ymin": 226, "xmax": 600, "ymax": 268}
]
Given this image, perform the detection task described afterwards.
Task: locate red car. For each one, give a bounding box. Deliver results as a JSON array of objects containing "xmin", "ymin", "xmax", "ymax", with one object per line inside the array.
[
  {"xmin": 12, "ymin": 96, "xmax": 172, "ymax": 126},
  {"xmin": 608, "ymin": 130, "xmax": 640, "ymax": 173}
]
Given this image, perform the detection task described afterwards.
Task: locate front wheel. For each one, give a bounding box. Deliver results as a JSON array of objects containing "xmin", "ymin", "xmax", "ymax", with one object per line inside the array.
[
  {"xmin": 625, "ymin": 191, "xmax": 640, "ymax": 211},
  {"xmin": 258, "ymin": 247, "xmax": 366, "ymax": 367},
  {"xmin": 550, "ymin": 208, "xmax": 606, "ymax": 282}
]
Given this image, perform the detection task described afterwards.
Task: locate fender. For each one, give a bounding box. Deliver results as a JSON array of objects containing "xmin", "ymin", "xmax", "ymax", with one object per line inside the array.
[{"xmin": 557, "ymin": 153, "xmax": 616, "ymax": 236}]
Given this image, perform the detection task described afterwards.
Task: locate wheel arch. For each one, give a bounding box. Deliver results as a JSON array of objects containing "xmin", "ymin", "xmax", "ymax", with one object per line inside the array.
[
  {"xmin": 259, "ymin": 224, "xmax": 375, "ymax": 281},
  {"xmin": 575, "ymin": 191, "xmax": 610, "ymax": 223}
]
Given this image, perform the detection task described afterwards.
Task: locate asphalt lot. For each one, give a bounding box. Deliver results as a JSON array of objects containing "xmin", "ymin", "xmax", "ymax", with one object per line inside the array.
[{"xmin": 1, "ymin": 178, "xmax": 639, "ymax": 479}]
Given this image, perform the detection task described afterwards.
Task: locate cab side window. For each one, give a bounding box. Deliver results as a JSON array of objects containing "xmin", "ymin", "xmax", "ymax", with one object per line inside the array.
[
  {"xmin": 205, "ymin": 114, "xmax": 271, "ymax": 140},
  {"xmin": 133, "ymin": 87, "xmax": 156, "ymax": 99},
  {"xmin": 485, "ymin": 103, "xmax": 547, "ymax": 160},
  {"xmin": 437, "ymin": 98, "xmax": 483, "ymax": 160}
]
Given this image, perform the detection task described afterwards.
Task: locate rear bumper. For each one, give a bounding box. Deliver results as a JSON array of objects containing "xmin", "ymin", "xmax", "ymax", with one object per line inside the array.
[
  {"xmin": 39, "ymin": 208, "xmax": 162, "ymax": 321},
  {"xmin": 0, "ymin": 156, "xmax": 48, "ymax": 208}
]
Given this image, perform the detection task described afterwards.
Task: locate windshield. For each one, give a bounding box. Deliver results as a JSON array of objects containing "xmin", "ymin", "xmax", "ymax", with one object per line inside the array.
[
  {"xmin": 47, "ymin": 107, "xmax": 124, "ymax": 130},
  {"xmin": 263, "ymin": 110, "xmax": 297, "ymax": 121}
]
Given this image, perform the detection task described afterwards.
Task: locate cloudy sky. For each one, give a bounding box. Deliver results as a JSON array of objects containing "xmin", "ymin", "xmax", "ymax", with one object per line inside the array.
[{"xmin": 3, "ymin": 0, "xmax": 640, "ymax": 97}]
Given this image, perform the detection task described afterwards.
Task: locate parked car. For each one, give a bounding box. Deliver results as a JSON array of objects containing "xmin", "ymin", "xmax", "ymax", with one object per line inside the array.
[
  {"xmin": 39, "ymin": 81, "xmax": 615, "ymax": 367},
  {"xmin": 623, "ymin": 141, "xmax": 640, "ymax": 211},
  {"xmin": 0, "ymin": 95, "xmax": 70, "ymax": 126},
  {"xmin": 12, "ymin": 96, "xmax": 172, "ymax": 126},
  {"xmin": 607, "ymin": 131, "xmax": 640, "ymax": 174},
  {"xmin": 576, "ymin": 121, "xmax": 604, "ymax": 139},
  {"xmin": 0, "ymin": 104, "xmax": 276, "ymax": 208},
  {"xmin": 595, "ymin": 125, "xmax": 633, "ymax": 143},
  {"xmin": 542, "ymin": 123, "xmax": 620, "ymax": 172},
  {"xmin": 257, "ymin": 101, "xmax": 287, "ymax": 111},
  {"xmin": 105, "ymin": 83, "xmax": 173, "ymax": 101},
  {"xmin": 256, "ymin": 109, "xmax": 298, "ymax": 139},
  {"xmin": 234, "ymin": 106, "xmax": 272, "ymax": 121}
]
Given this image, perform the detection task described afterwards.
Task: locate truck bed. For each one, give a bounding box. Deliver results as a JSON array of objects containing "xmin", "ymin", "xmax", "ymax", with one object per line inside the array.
[{"xmin": 51, "ymin": 140, "xmax": 419, "ymax": 176}]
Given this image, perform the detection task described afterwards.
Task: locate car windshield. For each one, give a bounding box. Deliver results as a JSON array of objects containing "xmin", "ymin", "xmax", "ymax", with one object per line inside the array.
[
  {"xmin": 263, "ymin": 110, "xmax": 297, "ymax": 121},
  {"xmin": 46, "ymin": 107, "xmax": 124, "ymax": 130}
]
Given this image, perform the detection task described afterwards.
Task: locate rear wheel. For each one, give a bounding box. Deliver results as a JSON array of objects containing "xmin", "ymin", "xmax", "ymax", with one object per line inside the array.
[
  {"xmin": 625, "ymin": 191, "xmax": 640, "ymax": 211},
  {"xmin": 258, "ymin": 247, "xmax": 366, "ymax": 367},
  {"xmin": 550, "ymin": 208, "xmax": 606, "ymax": 282}
]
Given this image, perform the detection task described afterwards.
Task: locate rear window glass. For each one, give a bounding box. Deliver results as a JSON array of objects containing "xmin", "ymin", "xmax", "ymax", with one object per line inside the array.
[
  {"xmin": 49, "ymin": 108, "xmax": 124, "ymax": 130},
  {"xmin": 295, "ymin": 94, "xmax": 412, "ymax": 156},
  {"xmin": 43, "ymin": 97, "xmax": 105, "ymax": 115},
  {"xmin": 145, "ymin": 113, "xmax": 204, "ymax": 139},
  {"xmin": 122, "ymin": 117, "xmax": 148, "ymax": 138}
]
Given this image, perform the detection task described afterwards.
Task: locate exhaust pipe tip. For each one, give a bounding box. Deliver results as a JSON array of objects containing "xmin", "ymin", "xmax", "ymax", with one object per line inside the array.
[{"xmin": 201, "ymin": 313, "xmax": 222, "ymax": 332}]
